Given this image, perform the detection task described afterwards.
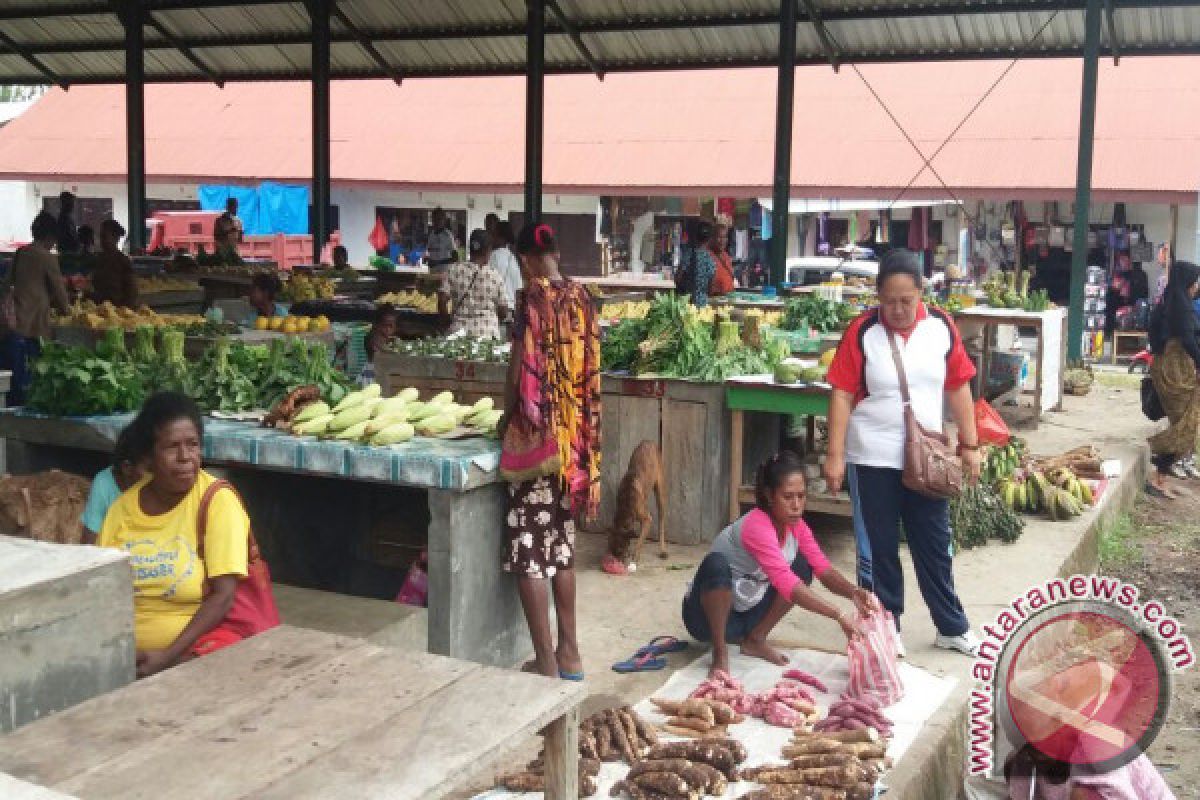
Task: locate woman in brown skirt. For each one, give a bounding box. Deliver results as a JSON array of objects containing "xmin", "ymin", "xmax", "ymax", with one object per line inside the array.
[
  {"xmin": 1147, "ymin": 260, "xmax": 1200, "ymax": 498},
  {"xmin": 499, "ymin": 222, "xmax": 601, "ymax": 681}
]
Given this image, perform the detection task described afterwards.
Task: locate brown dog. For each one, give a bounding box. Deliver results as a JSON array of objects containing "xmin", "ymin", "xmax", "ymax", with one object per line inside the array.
[{"xmin": 607, "ymin": 441, "xmax": 667, "ymax": 566}]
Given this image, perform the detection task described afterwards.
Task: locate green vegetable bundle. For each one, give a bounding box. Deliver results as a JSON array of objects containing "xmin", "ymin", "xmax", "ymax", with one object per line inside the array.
[
  {"xmin": 190, "ymin": 338, "xmax": 262, "ymax": 412},
  {"xmin": 951, "ymin": 482, "xmax": 1024, "ymax": 550},
  {"xmin": 780, "ymin": 296, "xmax": 845, "ymax": 333},
  {"xmin": 600, "ymin": 319, "xmax": 646, "ymax": 372},
  {"xmin": 26, "ymin": 342, "xmax": 145, "ymax": 416}
]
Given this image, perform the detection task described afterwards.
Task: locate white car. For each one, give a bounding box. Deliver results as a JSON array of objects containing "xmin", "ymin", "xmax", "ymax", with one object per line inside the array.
[{"xmin": 785, "ymin": 256, "xmax": 879, "ymax": 286}]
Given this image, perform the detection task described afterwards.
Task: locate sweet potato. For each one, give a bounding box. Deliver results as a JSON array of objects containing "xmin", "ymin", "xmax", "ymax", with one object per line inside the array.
[
  {"xmin": 688, "ymin": 761, "xmax": 727, "ymax": 794},
  {"xmin": 700, "ymin": 699, "xmax": 739, "ymax": 725},
  {"xmin": 646, "ymin": 740, "xmax": 738, "ymax": 779},
  {"xmin": 632, "ymin": 708, "xmax": 660, "ymax": 748},
  {"xmin": 667, "ymin": 715, "xmax": 713, "ymax": 733},
  {"xmin": 740, "ymin": 787, "xmax": 848, "ymax": 800},
  {"xmin": 704, "ymin": 737, "xmax": 748, "ymax": 763},
  {"xmin": 619, "ymin": 708, "xmax": 644, "ymax": 757},
  {"xmin": 678, "ymin": 699, "xmax": 717, "ymax": 725},
  {"xmin": 787, "ymin": 753, "xmax": 857, "ymax": 770},
  {"xmin": 662, "ymin": 723, "xmax": 727, "ymax": 740},
  {"xmin": 840, "ymin": 742, "xmax": 886, "ymax": 760},
  {"xmin": 650, "ymin": 697, "xmax": 683, "ymax": 715},
  {"xmin": 596, "ymin": 720, "xmax": 616, "ymax": 761},
  {"xmin": 811, "ymin": 728, "xmax": 881, "ymax": 745},
  {"xmin": 750, "ymin": 765, "xmax": 858, "ymax": 787},
  {"xmin": 783, "ymin": 737, "xmax": 843, "ymax": 757},
  {"xmin": 608, "ymin": 709, "xmax": 638, "ymax": 763},
  {"xmin": 632, "ymin": 771, "xmax": 690, "ymax": 796}
]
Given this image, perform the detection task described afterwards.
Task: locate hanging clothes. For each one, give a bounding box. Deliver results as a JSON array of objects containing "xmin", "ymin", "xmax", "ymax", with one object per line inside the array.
[
  {"xmin": 817, "ymin": 213, "xmax": 831, "ymax": 255},
  {"xmin": 717, "ymin": 197, "xmax": 736, "ymax": 217},
  {"xmin": 907, "ymin": 207, "xmax": 930, "ymax": 252},
  {"xmin": 761, "ymin": 209, "xmax": 773, "ymax": 241},
  {"xmin": 805, "ymin": 215, "xmax": 817, "ymax": 256},
  {"xmin": 734, "ymin": 230, "xmax": 749, "ymax": 261}
]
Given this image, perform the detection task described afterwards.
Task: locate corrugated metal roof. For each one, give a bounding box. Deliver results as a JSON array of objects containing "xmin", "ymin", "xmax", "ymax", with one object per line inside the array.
[
  {"xmin": 1, "ymin": 57, "xmax": 1198, "ymax": 202},
  {"xmin": 1, "ymin": 2, "xmax": 1199, "ymax": 85}
]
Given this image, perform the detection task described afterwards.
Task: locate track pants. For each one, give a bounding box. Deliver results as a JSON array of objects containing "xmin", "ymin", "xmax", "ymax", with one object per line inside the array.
[{"xmin": 847, "ymin": 464, "xmax": 970, "ymax": 637}]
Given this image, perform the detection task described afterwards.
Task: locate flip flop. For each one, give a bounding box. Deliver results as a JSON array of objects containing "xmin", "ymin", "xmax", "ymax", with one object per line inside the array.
[
  {"xmin": 634, "ymin": 635, "xmax": 689, "ymax": 658},
  {"xmin": 559, "ymin": 669, "xmax": 585, "ymax": 682},
  {"xmin": 1145, "ymin": 483, "xmax": 1170, "ymax": 499},
  {"xmin": 612, "ymin": 651, "xmax": 667, "ymax": 673}
]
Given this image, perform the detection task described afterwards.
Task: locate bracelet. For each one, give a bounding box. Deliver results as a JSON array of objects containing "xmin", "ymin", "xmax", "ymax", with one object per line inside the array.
[{"xmin": 957, "ymin": 442, "xmax": 980, "ymax": 455}]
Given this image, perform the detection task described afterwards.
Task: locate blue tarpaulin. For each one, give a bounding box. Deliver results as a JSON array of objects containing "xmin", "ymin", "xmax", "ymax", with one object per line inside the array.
[{"xmin": 198, "ymin": 182, "xmax": 310, "ymax": 235}]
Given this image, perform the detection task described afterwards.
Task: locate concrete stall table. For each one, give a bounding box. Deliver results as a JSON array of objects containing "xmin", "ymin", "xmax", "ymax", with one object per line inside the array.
[
  {"xmin": 952, "ymin": 307, "xmax": 1067, "ymax": 427},
  {"xmin": 724, "ymin": 378, "xmax": 852, "ymax": 521},
  {"xmin": 0, "ymin": 410, "xmax": 523, "ymax": 668},
  {"xmin": 140, "ymin": 288, "xmax": 206, "ymax": 314},
  {"xmin": 576, "ymin": 274, "xmax": 674, "ymax": 294},
  {"xmin": 0, "ymin": 626, "xmax": 586, "ymax": 800}
]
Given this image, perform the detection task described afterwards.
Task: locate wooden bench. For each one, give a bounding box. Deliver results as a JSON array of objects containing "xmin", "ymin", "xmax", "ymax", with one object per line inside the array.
[
  {"xmin": 272, "ymin": 583, "xmax": 427, "ymax": 651},
  {"xmin": 0, "ymin": 626, "xmax": 586, "ymax": 800}
]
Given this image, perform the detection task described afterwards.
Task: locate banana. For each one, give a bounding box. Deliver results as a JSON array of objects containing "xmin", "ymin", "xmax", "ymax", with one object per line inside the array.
[
  {"xmin": 1079, "ymin": 480, "xmax": 1094, "ymax": 506},
  {"xmin": 1016, "ymin": 483, "xmax": 1027, "ymax": 512},
  {"xmin": 1047, "ymin": 491, "xmax": 1060, "ymax": 521}
]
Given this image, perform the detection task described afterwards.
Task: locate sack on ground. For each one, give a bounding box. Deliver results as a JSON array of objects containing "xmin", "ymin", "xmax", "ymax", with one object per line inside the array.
[{"xmin": 845, "ymin": 609, "xmax": 905, "ymax": 707}]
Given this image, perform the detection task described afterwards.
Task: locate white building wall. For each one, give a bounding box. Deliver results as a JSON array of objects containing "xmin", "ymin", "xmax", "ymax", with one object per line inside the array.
[{"xmin": 0, "ymin": 180, "xmax": 33, "ymax": 242}]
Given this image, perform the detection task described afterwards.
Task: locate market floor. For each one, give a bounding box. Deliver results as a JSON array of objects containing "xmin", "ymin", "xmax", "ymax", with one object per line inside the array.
[{"xmin": 467, "ymin": 381, "xmax": 1158, "ymax": 798}]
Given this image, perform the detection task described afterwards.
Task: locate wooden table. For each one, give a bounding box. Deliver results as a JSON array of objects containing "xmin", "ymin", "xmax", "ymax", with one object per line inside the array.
[
  {"xmin": 1110, "ymin": 330, "xmax": 1148, "ymax": 365},
  {"xmin": 952, "ymin": 307, "xmax": 1067, "ymax": 428},
  {"xmin": 0, "ymin": 627, "xmax": 586, "ymax": 800},
  {"xmin": 724, "ymin": 379, "xmax": 852, "ymax": 521}
]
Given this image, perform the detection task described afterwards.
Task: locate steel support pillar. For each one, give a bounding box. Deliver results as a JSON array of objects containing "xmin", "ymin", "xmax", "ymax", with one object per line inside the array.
[
  {"xmin": 124, "ymin": 2, "xmax": 146, "ymax": 251},
  {"xmin": 1067, "ymin": 0, "xmax": 1102, "ymax": 361},
  {"xmin": 525, "ymin": 0, "xmax": 545, "ymax": 224},
  {"xmin": 311, "ymin": 0, "xmax": 332, "ymax": 259},
  {"xmin": 770, "ymin": 0, "xmax": 798, "ymax": 286}
]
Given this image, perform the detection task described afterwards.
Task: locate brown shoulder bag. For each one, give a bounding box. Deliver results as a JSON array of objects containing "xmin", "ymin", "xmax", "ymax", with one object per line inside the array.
[{"xmin": 886, "ymin": 331, "xmax": 963, "ymax": 500}]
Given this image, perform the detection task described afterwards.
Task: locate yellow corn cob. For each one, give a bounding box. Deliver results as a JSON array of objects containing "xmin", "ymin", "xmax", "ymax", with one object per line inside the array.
[
  {"xmin": 429, "ymin": 390, "xmax": 455, "ymax": 407},
  {"xmin": 365, "ymin": 413, "xmax": 408, "ymax": 437},
  {"xmin": 471, "ymin": 397, "xmax": 494, "ymax": 413},
  {"xmin": 416, "ymin": 413, "xmax": 456, "ymax": 436},
  {"xmin": 292, "ymin": 401, "xmax": 330, "ymax": 424},
  {"xmin": 373, "ymin": 397, "xmax": 409, "ymax": 418},
  {"xmin": 333, "ymin": 421, "xmax": 369, "ymax": 441},
  {"xmin": 291, "ymin": 413, "xmax": 333, "ymax": 436},
  {"xmin": 329, "ymin": 402, "xmax": 375, "ymax": 432},
  {"xmin": 395, "ymin": 387, "xmax": 419, "ymax": 403},
  {"xmin": 370, "ymin": 422, "xmax": 415, "ymax": 446}
]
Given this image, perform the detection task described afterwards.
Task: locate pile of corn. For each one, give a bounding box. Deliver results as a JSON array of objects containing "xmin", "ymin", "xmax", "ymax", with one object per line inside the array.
[{"xmin": 289, "ymin": 384, "xmax": 502, "ymax": 446}]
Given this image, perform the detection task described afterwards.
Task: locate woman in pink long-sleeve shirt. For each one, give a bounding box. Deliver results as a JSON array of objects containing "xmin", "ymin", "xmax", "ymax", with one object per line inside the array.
[{"xmin": 682, "ymin": 451, "xmax": 878, "ymax": 678}]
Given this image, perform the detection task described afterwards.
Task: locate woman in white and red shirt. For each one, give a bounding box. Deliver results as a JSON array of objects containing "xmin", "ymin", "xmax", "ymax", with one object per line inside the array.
[
  {"xmin": 824, "ymin": 248, "xmax": 981, "ymax": 657},
  {"xmin": 682, "ymin": 451, "xmax": 878, "ymax": 679}
]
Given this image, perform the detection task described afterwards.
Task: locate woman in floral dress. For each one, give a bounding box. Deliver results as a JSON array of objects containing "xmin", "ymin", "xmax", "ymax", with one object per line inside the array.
[{"xmin": 500, "ymin": 222, "xmax": 601, "ymax": 681}]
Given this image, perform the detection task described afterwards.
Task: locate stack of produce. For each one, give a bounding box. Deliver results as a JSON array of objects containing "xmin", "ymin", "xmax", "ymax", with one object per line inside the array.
[
  {"xmin": 377, "ymin": 289, "xmax": 438, "ymax": 313},
  {"xmin": 136, "ymin": 276, "xmax": 199, "ymax": 294},
  {"xmin": 983, "ymin": 441, "xmax": 1098, "ymax": 521},
  {"xmin": 650, "ymin": 697, "xmax": 745, "ymax": 740},
  {"xmin": 684, "ymin": 670, "xmax": 820, "ymax": 730},
  {"xmin": 611, "ymin": 739, "xmax": 746, "ymax": 800},
  {"xmin": 53, "ymin": 300, "xmax": 205, "ymax": 330},
  {"xmin": 25, "ymin": 331, "xmax": 351, "ymax": 417},
  {"xmin": 981, "ymin": 271, "xmax": 1050, "ymax": 312},
  {"xmin": 602, "ymin": 295, "xmax": 785, "ymax": 382},
  {"xmin": 495, "ymin": 706, "xmax": 657, "ymax": 796},
  {"xmin": 285, "ymin": 384, "xmax": 501, "ymax": 445},
  {"xmin": 811, "ymin": 698, "xmax": 893, "ymax": 738},
  {"xmin": 281, "ymin": 274, "xmax": 335, "ymax": 303},
  {"xmin": 386, "ymin": 335, "xmax": 507, "ymax": 363},
  {"xmin": 779, "ymin": 296, "xmax": 855, "ymax": 334},
  {"xmin": 951, "ymin": 481, "xmax": 1024, "ymax": 550},
  {"xmin": 741, "ymin": 725, "xmax": 890, "ymax": 800},
  {"xmin": 253, "ymin": 314, "xmax": 332, "ymax": 333}
]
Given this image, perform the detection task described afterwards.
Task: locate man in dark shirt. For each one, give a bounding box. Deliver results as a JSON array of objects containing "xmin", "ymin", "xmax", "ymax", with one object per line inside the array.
[
  {"xmin": 91, "ymin": 219, "xmax": 138, "ymax": 308},
  {"xmin": 56, "ymin": 191, "xmax": 80, "ymax": 254},
  {"xmin": 214, "ymin": 197, "xmax": 244, "ymax": 255}
]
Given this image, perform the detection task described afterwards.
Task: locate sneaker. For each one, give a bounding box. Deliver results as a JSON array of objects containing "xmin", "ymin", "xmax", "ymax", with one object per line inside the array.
[
  {"xmin": 1184, "ymin": 458, "xmax": 1200, "ymax": 480},
  {"xmin": 935, "ymin": 630, "xmax": 981, "ymax": 657},
  {"xmin": 892, "ymin": 626, "xmax": 906, "ymax": 659},
  {"xmin": 1171, "ymin": 462, "xmax": 1191, "ymax": 480}
]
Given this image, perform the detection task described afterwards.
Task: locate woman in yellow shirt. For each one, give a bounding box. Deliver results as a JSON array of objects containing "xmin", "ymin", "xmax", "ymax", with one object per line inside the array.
[{"xmin": 99, "ymin": 392, "xmax": 250, "ymax": 678}]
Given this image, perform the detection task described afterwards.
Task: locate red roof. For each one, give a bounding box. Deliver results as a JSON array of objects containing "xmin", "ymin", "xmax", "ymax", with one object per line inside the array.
[{"xmin": 1, "ymin": 57, "xmax": 1198, "ymax": 202}]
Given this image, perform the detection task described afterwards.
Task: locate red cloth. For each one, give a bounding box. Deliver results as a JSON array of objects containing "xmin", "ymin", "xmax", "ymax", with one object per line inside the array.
[
  {"xmin": 709, "ymin": 250, "xmax": 735, "ymax": 296},
  {"xmin": 368, "ymin": 216, "xmax": 389, "ymax": 252},
  {"xmin": 826, "ymin": 304, "xmax": 975, "ymax": 405},
  {"xmin": 191, "ymin": 623, "xmax": 243, "ymax": 657},
  {"xmin": 717, "ymin": 197, "xmax": 736, "ymax": 217}
]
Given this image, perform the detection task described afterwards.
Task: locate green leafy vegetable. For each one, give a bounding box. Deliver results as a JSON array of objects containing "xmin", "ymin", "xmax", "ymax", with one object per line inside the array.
[
  {"xmin": 26, "ymin": 342, "xmax": 145, "ymax": 416},
  {"xmin": 781, "ymin": 296, "xmax": 844, "ymax": 333}
]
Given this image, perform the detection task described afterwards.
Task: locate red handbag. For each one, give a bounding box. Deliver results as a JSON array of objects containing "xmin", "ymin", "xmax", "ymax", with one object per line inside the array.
[{"xmin": 196, "ymin": 479, "xmax": 280, "ymax": 639}]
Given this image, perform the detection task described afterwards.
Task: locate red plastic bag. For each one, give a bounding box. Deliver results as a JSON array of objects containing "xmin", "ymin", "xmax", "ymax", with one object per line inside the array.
[
  {"xmin": 845, "ymin": 610, "xmax": 905, "ymax": 707},
  {"xmin": 395, "ymin": 550, "xmax": 428, "ymax": 607},
  {"xmin": 975, "ymin": 397, "xmax": 1010, "ymax": 447},
  {"xmin": 368, "ymin": 215, "xmax": 389, "ymax": 253}
]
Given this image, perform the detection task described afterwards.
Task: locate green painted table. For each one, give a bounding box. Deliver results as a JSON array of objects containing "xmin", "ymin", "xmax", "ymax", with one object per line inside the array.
[{"xmin": 724, "ymin": 380, "xmax": 853, "ymax": 521}]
